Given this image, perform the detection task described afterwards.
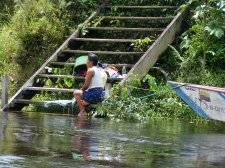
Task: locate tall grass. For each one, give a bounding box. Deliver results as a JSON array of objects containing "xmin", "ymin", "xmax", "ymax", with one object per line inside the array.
[{"xmin": 0, "ymin": 0, "xmax": 72, "ymax": 96}]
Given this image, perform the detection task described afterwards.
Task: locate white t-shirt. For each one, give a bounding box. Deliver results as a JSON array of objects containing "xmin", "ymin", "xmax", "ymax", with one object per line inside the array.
[{"xmin": 88, "ymin": 66, "xmax": 107, "ymax": 89}]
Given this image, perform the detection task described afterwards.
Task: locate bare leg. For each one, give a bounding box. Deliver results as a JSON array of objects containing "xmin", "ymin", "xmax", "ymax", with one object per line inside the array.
[
  {"xmin": 80, "ymin": 100, "xmax": 90, "ymax": 106},
  {"xmin": 73, "ymin": 90, "xmax": 88, "ymax": 117}
]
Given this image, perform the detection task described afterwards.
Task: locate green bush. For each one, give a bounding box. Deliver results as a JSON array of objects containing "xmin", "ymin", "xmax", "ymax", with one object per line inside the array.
[
  {"xmin": 159, "ymin": 0, "xmax": 225, "ymax": 90},
  {"xmin": 0, "ymin": 0, "xmax": 72, "ymax": 96},
  {"xmin": 0, "ymin": 0, "xmax": 15, "ymax": 24},
  {"xmin": 0, "ymin": 0, "xmax": 100, "ymax": 97},
  {"xmin": 167, "ymin": 0, "xmax": 225, "ymax": 84},
  {"xmin": 144, "ymin": 85, "xmax": 196, "ymax": 119},
  {"xmin": 96, "ymin": 77, "xmax": 197, "ymax": 121}
]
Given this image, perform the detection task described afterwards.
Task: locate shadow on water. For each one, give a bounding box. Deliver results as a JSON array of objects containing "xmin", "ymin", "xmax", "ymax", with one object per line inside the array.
[{"xmin": 1, "ymin": 111, "xmax": 225, "ymax": 168}]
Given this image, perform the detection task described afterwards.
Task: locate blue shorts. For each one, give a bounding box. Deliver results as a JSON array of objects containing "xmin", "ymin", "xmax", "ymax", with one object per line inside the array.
[{"xmin": 83, "ymin": 88, "xmax": 105, "ymax": 104}]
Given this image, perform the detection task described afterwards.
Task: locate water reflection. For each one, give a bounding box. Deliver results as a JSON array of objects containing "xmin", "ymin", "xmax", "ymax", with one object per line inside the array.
[
  {"xmin": 72, "ymin": 118, "xmax": 91, "ymax": 161},
  {"xmin": 1, "ymin": 112, "xmax": 225, "ymax": 167},
  {"xmin": 72, "ymin": 118, "xmax": 123, "ymax": 166}
]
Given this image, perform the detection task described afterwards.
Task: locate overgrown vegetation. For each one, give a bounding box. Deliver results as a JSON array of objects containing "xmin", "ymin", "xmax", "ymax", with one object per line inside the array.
[
  {"xmin": 1, "ymin": 0, "xmax": 224, "ymax": 121},
  {"xmin": 0, "ymin": 0, "xmax": 68, "ymax": 96},
  {"xmin": 0, "ymin": 0, "xmax": 100, "ymax": 97},
  {"xmin": 96, "ymin": 0, "xmax": 225, "ymax": 121},
  {"xmin": 96, "ymin": 75, "xmax": 197, "ymax": 121},
  {"xmin": 165, "ymin": 0, "xmax": 225, "ymax": 86}
]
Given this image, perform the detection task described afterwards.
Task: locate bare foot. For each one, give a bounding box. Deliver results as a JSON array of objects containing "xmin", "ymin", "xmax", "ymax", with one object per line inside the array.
[{"xmin": 80, "ymin": 100, "xmax": 90, "ymax": 106}]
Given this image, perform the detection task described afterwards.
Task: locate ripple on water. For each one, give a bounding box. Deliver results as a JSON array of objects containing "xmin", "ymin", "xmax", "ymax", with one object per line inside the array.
[
  {"xmin": 1, "ymin": 112, "xmax": 225, "ymax": 168},
  {"xmin": 0, "ymin": 155, "xmax": 24, "ymax": 167}
]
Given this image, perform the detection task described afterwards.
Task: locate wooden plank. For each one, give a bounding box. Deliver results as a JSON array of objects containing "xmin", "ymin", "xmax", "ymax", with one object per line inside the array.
[
  {"xmin": 1, "ymin": 76, "xmax": 9, "ymax": 110},
  {"xmin": 73, "ymin": 38, "xmax": 136, "ymax": 43},
  {"xmin": 49, "ymin": 62, "xmax": 75, "ymax": 66},
  {"xmin": 62, "ymin": 50, "xmax": 144, "ymax": 55},
  {"xmin": 24, "ymin": 87, "xmax": 75, "ymax": 93},
  {"xmin": 37, "ymin": 74, "xmax": 84, "ymax": 79},
  {"xmin": 87, "ymin": 27, "xmax": 165, "ymax": 32},
  {"xmin": 103, "ymin": 16, "xmax": 174, "ymax": 20},
  {"xmin": 120, "ymin": 9, "xmax": 188, "ymax": 85},
  {"xmin": 36, "ymin": 74, "xmax": 123, "ymax": 81},
  {"xmin": 3, "ymin": 4, "xmax": 105, "ymax": 111},
  {"xmin": 105, "ymin": 6, "xmax": 178, "ymax": 9},
  {"xmin": 102, "ymin": 63, "xmax": 134, "ymax": 68},
  {"xmin": 49, "ymin": 62, "xmax": 134, "ymax": 68},
  {"xmin": 13, "ymin": 99, "xmax": 75, "ymax": 106},
  {"xmin": 14, "ymin": 99, "xmax": 45, "ymax": 105}
]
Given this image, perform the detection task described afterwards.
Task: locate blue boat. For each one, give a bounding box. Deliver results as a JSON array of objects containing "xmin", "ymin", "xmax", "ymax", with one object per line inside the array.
[{"xmin": 168, "ymin": 81, "xmax": 225, "ymax": 122}]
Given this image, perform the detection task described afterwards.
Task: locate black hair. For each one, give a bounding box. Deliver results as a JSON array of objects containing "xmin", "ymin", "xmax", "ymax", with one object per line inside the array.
[{"xmin": 88, "ymin": 53, "xmax": 99, "ymax": 66}]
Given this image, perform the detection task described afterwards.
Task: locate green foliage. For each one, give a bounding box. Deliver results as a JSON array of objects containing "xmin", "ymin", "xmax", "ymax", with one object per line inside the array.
[
  {"xmin": 0, "ymin": 0, "xmax": 74, "ymax": 96},
  {"xmin": 111, "ymin": 84, "xmax": 129, "ymax": 99},
  {"xmin": 0, "ymin": 0, "xmax": 15, "ymax": 24},
  {"xmin": 13, "ymin": 0, "xmax": 71, "ymax": 65},
  {"xmin": 167, "ymin": 0, "xmax": 225, "ymax": 85},
  {"xmin": 175, "ymin": 69, "xmax": 225, "ymax": 87},
  {"xmin": 205, "ymin": 20, "xmax": 225, "ymax": 39},
  {"xmin": 36, "ymin": 67, "xmax": 75, "ymax": 88},
  {"xmin": 96, "ymin": 75, "xmax": 196, "ymax": 121},
  {"xmin": 131, "ymin": 37, "xmax": 152, "ymax": 52},
  {"xmin": 97, "ymin": 83, "xmax": 148, "ymax": 121},
  {"xmin": 51, "ymin": 67, "xmax": 75, "ymax": 88},
  {"xmin": 91, "ymin": 16, "xmax": 104, "ymax": 27},
  {"xmin": 145, "ymin": 85, "xmax": 196, "ymax": 119},
  {"xmin": 97, "ymin": 96, "xmax": 148, "ymax": 121},
  {"xmin": 0, "ymin": 0, "xmax": 100, "ymax": 97},
  {"xmin": 0, "ymin": 0, "xmax": 224, "ymax": 122},
  {"xmin": 143, "ymin": 74, "xmax": 158, "ymax": 91},
  {"xmin": 179, "ymin": 0, "xmax": 198, "ymax": 12},
  {"xmin": 79, "ymin": 23, "xmax": 90, "ymax": 36}
]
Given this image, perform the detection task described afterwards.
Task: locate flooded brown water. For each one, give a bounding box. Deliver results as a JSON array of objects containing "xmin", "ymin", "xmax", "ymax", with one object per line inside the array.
[{"xmin": 1, "ymin": 112, "xmax": 225, "ymax": 168}]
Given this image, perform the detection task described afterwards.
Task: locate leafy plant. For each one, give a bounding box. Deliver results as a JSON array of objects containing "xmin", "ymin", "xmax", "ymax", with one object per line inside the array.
[
  {"xmin": 131, "ymin": 37, "xmax": 152, "ymax": 52},
  {"xmin": 0, "ymin": 0, "xmax": 14, "ymax": 24},
  {"xmin": 97, "ymin": 82, "xmax": 148, "ymax": 121},
  {"xmin": 96, "ymin": 73, "xmax": 198, "ymax": 121},
  {"xmin": 39, "ymin": 67, "xmax": 75, "ymax": 88},
  {"xmin": 169, "ymin": 0, "xmax": 225, "ymax": 76},
  {"xmin": 91, "ymin": 16, "xmax": 104, "ymax": 27},
  {"xmin": 0, "ymin": 0, "xmax": 75, "ymax": 96},
  {"xmin": 79, "ymin": 22, "xmax": 91, "ymax": 36},
  {"xmin": 109, "ymin": 19, "xmax": 125, "ymax": 27},
  {"xmin": 205, "ymin": 20, "xmax": 225, "ymax": 39},
  {"xmin": 143, "ymin": 74, "xmax": 158, "ymax": 91}
]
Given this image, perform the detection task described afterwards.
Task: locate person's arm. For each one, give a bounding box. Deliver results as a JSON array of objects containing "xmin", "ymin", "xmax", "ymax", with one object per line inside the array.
[{"xmin": 81, "ymin": 69, "xmax": 94, "ymax": 91}]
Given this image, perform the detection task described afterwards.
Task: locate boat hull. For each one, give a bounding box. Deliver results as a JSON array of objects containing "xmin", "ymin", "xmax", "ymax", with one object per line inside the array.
[{"xmin": 168, "ymin": 81, "xmax": 225, "ymax": 122}]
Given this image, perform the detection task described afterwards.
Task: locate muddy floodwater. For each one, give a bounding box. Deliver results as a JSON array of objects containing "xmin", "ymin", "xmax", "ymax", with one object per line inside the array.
[{"xmin": 1, "ymin": 112, "xmax": 225, "ymax": 168}]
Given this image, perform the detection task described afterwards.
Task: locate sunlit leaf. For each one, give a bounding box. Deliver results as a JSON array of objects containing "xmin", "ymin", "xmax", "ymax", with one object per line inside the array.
[
  {"xmin": 180, "ymin": 36, "xmax": 190, "ymax": 50},
  {"xmin": 205, "ymin": 20, "xmax": 224, "ymax": 38}
]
